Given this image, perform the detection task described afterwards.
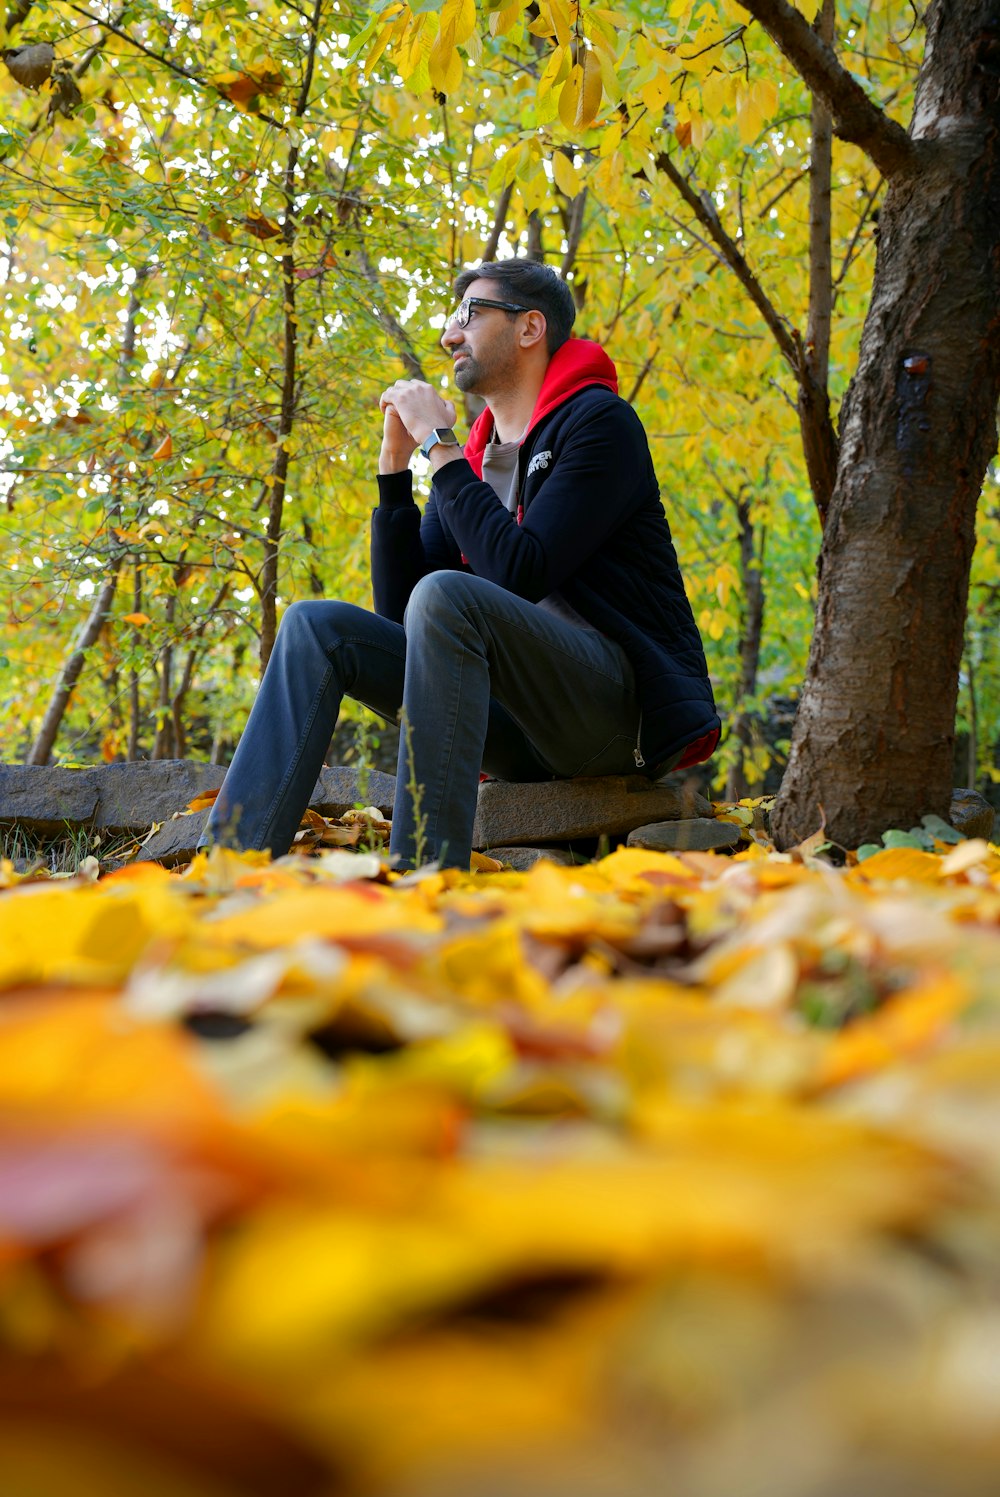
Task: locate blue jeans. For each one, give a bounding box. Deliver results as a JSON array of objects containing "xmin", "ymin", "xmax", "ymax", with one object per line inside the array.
[{"xmin": 204, "ymin": 572, "xmax": 643, "ymax": 869}]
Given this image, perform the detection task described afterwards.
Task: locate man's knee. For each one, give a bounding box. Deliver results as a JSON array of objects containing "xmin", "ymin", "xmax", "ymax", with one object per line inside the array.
[
  {"xmin": 276, "ymin": 599, "xmax": 359, "ymax": 651},
  {"xmin": 404, "ymin": 571, "xmax": 481, "ymax": 632}
]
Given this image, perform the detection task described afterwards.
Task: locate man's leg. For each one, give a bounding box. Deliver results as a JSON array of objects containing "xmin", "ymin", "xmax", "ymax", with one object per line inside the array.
[
  {"xmin": 393, "ymin": 571, "xmax": 640, "ymax": 870},
  {"xmin": 205, "ymin": 601, "xmax": 406, "ymax": 855}
]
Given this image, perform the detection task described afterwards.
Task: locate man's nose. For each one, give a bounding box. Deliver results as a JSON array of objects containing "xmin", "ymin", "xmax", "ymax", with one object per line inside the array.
[{"xmin": 441, "ymin": 321, "xmax": 463, "ymax": 349}]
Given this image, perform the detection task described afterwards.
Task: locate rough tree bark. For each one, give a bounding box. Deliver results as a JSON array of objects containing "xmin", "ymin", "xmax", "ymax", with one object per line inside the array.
[{"xmin": 752, "ymin": 0, "xmax": 1000, "ymax": 848}]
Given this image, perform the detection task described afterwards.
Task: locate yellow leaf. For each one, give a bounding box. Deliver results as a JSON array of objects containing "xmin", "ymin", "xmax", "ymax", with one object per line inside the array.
[
  {"xmin": 552, "ymin": 150, "xmax": 580, "ymax": 197},
  {"xmin": 543, "ymin": 0, "xmax": 572, "ymax": 49},
  {"xmin": 428, "ymin": 19, "xmax": 463, "ymax": 93},
  {"xmin": 848, "ymin": 847, "xmax": 943, "ymax": 884},
  {"xmin": 489, "ymin": 0, "xmax": 522, "ymax": 38},
  {"xmin": 537, "ymin": 41, "xmax": 569, "ymax": 100},
  {"xmin": 558, "ymin": 51, "xmax": 603, "ymax": 131}
]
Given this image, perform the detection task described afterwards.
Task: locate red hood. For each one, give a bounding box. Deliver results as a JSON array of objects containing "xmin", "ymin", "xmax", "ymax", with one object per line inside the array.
[{"xmin": 463, "ymin": 338, "xmax": 618, "ymax": 477}]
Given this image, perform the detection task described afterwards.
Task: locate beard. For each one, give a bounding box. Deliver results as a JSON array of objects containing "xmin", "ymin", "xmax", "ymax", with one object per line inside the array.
[
  {"xmin": 451, "ymin": 325, "xmax": 517, "ymax": 397},
  {"xmin": 452, "ymin": 355, "xmax": 482, "ymax": 393}
]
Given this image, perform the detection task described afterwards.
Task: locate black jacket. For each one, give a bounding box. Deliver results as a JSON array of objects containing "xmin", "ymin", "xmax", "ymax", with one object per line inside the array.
[{"xmin": 371, "ymin": 339, "xmax": 720, "ymax": 773}]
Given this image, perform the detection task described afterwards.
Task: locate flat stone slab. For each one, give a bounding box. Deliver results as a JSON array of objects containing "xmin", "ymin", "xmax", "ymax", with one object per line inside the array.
[
  {"xmin": 627, "ymin": 817, "xmax": 741, "ymax": 852},
  {"xmin": 136, "ymin": 767, "xmax": 397, "ymax": 867},
  {"xmin": 92, "ymin": 760, "xmax": 225, "ymax": 831},
  {"xmin": 0, "ymin": 761, "xmax": 224, "ymax": 835},
  {"xmin": 473, "ymin": 775, "xmax": 711, "ymax": 850},
  {"xmin": 0, "ymin": 765, "xmax": 100, "ymax": 835},
  {"xmin": 0, "ymin": 761, "xmax": 396, "ymax": 840},
  {"xmin": 482, "ymin": 846, "xmax": 577, "ymax": 870},
  {"xmin": 135, "ymin": 812, "xmax": 210, "ymax": 869},
  {"xmin": 310, "ymin": 767, "xmax": 395, "ymax": 819}
]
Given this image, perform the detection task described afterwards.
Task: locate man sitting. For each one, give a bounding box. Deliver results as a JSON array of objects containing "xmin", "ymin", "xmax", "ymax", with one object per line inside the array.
[{"xmin": 205, "ymin": 259, "xmax": 720, "ymax": 868}]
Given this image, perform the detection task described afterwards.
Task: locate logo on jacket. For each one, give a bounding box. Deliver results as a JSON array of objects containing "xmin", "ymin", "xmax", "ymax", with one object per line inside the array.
[{"xmin": 526, "ymin": 450, "xmax": 552, "ymax": 477}]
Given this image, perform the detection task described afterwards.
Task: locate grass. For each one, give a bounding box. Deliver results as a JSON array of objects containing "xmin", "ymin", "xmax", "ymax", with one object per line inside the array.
[{"xmin": 0, "ymin": 822, "xmax": 140, "ymax": 874}]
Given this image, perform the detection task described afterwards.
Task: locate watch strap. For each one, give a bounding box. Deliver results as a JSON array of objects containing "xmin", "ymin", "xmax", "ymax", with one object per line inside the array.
[{"xmin": 419, "ymin": 427, "xmax": 459, "ymax": 459}]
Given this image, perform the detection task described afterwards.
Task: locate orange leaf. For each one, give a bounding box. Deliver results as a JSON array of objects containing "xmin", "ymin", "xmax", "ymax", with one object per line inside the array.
[
  {"xmin": 187, "ymin": 789, "xmax": 220, "ymax": 812},
  {"xmin": 151, "ymin": 434, "xmax": 173, "ymax": 460},
  {"xmin": 121, "ymin": 612, "xmax": 151, "ymax": 626}
]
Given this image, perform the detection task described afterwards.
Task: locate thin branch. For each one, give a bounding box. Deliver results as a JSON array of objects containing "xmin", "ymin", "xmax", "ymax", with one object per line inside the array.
[
  {"xmin": 356, "ymin": 244, "xmax": 427, "ymax": 380},
  {"xmin": 63, "ymin": 4, "xmax": 284, "ymax": 128},
  {"xmin": 833, "ymin": 175, "xmax": 882, "ymax": 296},
  {"xmin": 737, "ymin": 0, "xmax": 918, "ymax": 177},
  {"xmin": 627, "ymin": 347, "xmax": 658, "ymax": 405},
  {"xmin": 559, "ymin": 188, "xmax": 588, "ymax": 281},
  {"xmin": 652, "ymin": 149, "xmax": 798, "ymax": 373},
  {"xmin": 483, "ymin": 183, "xmax": 513, "ymax": 262}
]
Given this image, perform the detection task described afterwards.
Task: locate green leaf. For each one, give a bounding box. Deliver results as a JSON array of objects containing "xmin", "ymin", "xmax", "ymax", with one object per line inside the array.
[
  {"xmin": 920, "ymin": 814, "xmax": 963, "ymax": 845},
  {"xmin": 882, "ymin": 828, "xmax": 934, "ymax": 851}
]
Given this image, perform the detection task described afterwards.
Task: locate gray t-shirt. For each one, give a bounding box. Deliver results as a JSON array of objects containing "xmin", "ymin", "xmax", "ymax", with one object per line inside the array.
[{"xmin": 479, "ymin": 434, "xmax": 594, "ymax": 631}]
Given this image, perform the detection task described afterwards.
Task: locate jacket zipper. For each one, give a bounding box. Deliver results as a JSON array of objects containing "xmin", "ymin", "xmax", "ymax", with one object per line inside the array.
[{"xmin": 633, "ymin": 713, "xmax": 645, "ymax": 769}]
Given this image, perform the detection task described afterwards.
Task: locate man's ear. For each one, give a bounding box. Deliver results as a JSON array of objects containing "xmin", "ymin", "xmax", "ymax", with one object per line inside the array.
[{"xmin": 519, "ymin": 310, "xmax": 548, "ymax": 351}]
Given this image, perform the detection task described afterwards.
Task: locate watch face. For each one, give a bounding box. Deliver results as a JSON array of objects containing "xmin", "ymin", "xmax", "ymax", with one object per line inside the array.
[{"xmin": 422, "ymin": 428, "xmax": 458, "ymax": 456}]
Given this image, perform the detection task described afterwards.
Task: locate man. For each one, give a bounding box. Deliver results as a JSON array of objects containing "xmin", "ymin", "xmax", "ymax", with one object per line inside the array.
[{"xmin": 205, "ymin": 259, "xmax": 720, "ymax": 868}]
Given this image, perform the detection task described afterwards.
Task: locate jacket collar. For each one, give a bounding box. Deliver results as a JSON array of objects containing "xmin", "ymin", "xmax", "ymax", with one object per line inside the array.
[{"xmin": 463, "ymin": 338, "xmax": 618, "ymax": 478}]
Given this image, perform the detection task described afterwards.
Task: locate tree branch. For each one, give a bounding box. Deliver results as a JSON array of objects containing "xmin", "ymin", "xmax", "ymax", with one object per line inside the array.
[
  {"xmin": 482, "ymin": 183, "xmax": 513, "ymax": 262},
  {"xmin": 798, "ymin": 0, "xmax": 838, "ymax": 525},
  {"xmin": 559, "ymin": 188, "xmax": 587, "ymax": 282},
  {"xmin": 64, "ymin": 4, "xmax": 283, "ymax": 128},
  {"xmin": 356, "ymin": 244, "xmax": 427, "ymax": 380},
  {"xmin": 652, "ymin": 149, "xmax": 798, "ymax": 372},
  {"xmin": 737, "ymin": 0, "xmax": 917, "ymax": 177}
]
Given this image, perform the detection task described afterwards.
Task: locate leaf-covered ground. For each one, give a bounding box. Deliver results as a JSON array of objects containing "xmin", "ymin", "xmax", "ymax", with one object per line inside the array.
[{"xmin": 3, "ymin": 830, "xmax": 1000, "ymax": 1497}]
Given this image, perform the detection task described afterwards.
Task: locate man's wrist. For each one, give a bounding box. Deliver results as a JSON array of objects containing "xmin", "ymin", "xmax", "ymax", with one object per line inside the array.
[{"xmin": 379, "ymin": 446, "xmax": 415, "ymax": 475}]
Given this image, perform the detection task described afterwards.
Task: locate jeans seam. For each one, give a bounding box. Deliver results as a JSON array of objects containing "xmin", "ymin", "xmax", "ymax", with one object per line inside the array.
[
  {"xmin": 407, "ymin": 610, "xmax": 476, "ymax": 860},
  {"xmin": 253, "ymin": 660, "xmax": 337, "ymax": 845},
  {"xmin": 468, "ymin": 603, "xmax": 632, "ymax": 689}
]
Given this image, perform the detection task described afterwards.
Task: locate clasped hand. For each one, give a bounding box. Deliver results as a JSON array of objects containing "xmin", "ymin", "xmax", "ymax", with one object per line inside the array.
[{"xmin": 379, "ymin": 380, "xmax": 456, "ymax": 470}]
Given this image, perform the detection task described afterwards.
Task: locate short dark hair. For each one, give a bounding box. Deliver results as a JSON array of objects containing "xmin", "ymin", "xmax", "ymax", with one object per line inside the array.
[{"xmin": 453, "ymin": 260, "xmax": 576, "ymax": 355}]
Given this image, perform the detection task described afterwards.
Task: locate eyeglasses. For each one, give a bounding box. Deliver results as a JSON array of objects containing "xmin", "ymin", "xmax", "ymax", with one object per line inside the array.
[{"xmin": 446, "ymin": 296, "xmax": 531, "ymax": 329}]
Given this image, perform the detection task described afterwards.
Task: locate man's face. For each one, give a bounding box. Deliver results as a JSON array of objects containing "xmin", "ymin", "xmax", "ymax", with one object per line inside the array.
[{"xmin": 441, "ymin": 277, "xmax": 524, "ymax": 397}]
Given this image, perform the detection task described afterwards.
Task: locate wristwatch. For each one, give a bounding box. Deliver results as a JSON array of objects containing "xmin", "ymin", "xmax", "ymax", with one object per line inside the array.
[{"xmin": 419, "ymin": 427, "xmax": 460, "ymax": 459}]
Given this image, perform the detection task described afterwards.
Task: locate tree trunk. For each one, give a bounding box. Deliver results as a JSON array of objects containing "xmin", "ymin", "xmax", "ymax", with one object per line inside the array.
[
  {"xmin": 152, "ymin": 588, "xmax": 177, "ymax": 759},
  {"xmin": 772, "ymin": 0, "xmax": 1000, "ymax": 848},
  {"xmin": 27, "ymin": 563, "xmax": 122, "ymax": 765}
]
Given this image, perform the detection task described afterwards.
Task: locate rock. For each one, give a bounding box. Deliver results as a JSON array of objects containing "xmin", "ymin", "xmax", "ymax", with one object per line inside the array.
[
  {"xmin": 950, "ymin": 788, "xmax": 995, "ymax": 842},
  {"xmin": 310, "ymin": 767, "xmax": 396, "ymax": 819},
  {"xmin": 627, "ymin": 818, "xmax": 741, "ymax": 852},
  {"xmin": 0, "ymin": 764, "xmax": 100, "ymax": 835},
  {"xmin": 135, "ymin": 813, "xmax": 210, "ymax": 868},
  {"xmin": 92, "ymin": 760, "xmax": 225, "ymax": 831},
  {"xmin": 482, "ymin": 846, "xmax": 577, "ymax": 870},
  {"xmin": 473, "ymin": 775, "xmax": 710, "ymax": 850}
]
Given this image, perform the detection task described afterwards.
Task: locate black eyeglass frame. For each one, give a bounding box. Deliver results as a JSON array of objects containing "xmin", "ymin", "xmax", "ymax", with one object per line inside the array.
[{"xmin": 447, "ymin": 296, "xmax": 532, "ymax": 329}]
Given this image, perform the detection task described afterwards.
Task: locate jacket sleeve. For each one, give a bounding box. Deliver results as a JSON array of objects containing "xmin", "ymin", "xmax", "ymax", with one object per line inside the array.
[
  {"xmin": 370, "ymin": 470, "xmax": 464, "ymax": 623},
  {"xmin": 430, "ymin": 399, "xmax": 651, "ymax": 603}
]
